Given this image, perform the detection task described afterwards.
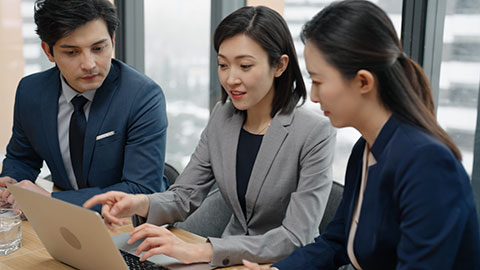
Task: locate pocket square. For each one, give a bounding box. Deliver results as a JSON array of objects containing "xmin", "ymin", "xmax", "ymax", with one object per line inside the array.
[{"xmin": 96, "ymin": 131, "xmax": 115, "ymax": 141}]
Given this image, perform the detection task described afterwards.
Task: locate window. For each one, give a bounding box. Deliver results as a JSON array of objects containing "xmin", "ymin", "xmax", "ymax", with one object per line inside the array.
[
  {"xmin": 21, "ymin": 0, "xmax": 54, "ymax": 75},
  {"xmin": 144, "ymin": 0, "xmax": 211, "ymax": 171},
  {"xmin": 437, "ymin": 0, "xmax": 480, "ymax": 175},
  {"xmin": 0, "ymin": 0, "xmax": 54, "ymax": 177},
  {"xmin": 0, "ymin": 0, "xmax": 53, "ymax": 159}
]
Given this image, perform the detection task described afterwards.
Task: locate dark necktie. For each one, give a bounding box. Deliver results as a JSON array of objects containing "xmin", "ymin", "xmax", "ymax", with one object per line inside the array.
[{"xmin": 70, "ymin": 95, "xmax": 88, "ymax": 189}]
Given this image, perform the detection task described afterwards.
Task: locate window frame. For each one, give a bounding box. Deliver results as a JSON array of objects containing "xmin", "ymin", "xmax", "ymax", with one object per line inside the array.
[{"xmin": 114, "ymin": 0, "xmax": 145, "ymax": 73}]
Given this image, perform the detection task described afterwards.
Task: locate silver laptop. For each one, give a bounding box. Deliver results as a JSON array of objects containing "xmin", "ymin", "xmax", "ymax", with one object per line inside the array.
[{"xmin": 7, "ymin": 183, "xmax": 211, "ymax": 270}]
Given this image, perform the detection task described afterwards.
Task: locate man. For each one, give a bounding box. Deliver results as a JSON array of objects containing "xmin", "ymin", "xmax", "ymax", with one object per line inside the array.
[{"xmin": 0, "ymin": 0, "xmax": 168, "ymax": 212}]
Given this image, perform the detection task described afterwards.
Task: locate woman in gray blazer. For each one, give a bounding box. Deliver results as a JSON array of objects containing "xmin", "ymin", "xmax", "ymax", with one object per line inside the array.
[{"xmin": 84, "ymin": 6, "xmax": 335, "ymax": 267}]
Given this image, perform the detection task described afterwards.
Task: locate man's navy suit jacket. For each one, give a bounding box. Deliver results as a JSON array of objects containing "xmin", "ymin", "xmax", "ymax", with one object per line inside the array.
[
  {"xmin": 1, "ymin": 59, "xmax": 169, "ymax": 210},
  {"xmin": 274, "ymin": 114, "xmax": 480, "ymax": 269}
]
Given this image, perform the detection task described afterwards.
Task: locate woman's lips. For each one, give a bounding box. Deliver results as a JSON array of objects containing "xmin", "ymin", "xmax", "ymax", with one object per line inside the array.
[{"xmin": 230, "ymin": 90, "xmax": 246, "ymax": 99}]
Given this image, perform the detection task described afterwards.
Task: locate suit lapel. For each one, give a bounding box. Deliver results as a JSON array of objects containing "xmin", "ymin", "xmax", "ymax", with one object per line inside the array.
[
  {"xmin": 344, "ymin": 116, "xmax": 396, "ymax": 235},
  {"xmin": 41, "ymin": 69, "xmax": 72, "ymax": 189},
  {"xmin": 83, "ymin": 61, "xmax": 119, "ymax": 183},
  {"xmin": 244, "ymin": 111, "xmax": 291, "ymax": 223},
  {"xmin": 345, "ymin": 140, "xmax": 365, "ymax": 235},
  {"xmin": 222, "ymin": 110, "xmax": 247, "ymax": 230}
]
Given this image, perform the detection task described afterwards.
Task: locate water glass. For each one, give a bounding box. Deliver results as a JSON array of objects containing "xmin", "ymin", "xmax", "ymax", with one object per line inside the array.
[{"xmin": 0, "ymin": 208, "xmax": 22, "ymax": 256}]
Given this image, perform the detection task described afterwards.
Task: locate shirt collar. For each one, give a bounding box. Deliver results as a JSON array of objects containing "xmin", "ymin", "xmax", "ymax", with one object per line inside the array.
[{"xmin": 60, "ymin": 74, "xmax": 97, "ymax": 103}]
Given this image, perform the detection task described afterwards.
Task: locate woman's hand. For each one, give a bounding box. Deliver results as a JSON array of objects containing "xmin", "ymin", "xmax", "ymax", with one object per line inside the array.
[
  {"xmin": 83, "ymin": 191, "xmax": 149, "ymax": 230},
  {"xmin": 239, "ymin": 260, "xmax": 278, "ymax": 270},
  {"xmin": 128, "ymin": 223, "xmax": 213, "ymax": 264}
]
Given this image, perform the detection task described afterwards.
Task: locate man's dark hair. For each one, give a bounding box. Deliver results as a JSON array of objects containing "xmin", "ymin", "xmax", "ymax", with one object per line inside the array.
[{"xmin": 34, "ymin": 0, "xmax": 120, "ymax": 54}]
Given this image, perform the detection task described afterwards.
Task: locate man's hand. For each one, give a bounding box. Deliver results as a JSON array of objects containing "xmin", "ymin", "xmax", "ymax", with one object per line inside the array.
[
  {"xmin": 0, "ymin": 176, "xmax": 17, "ymax": 207},
  {"xmin": 1, "ymin": 178, "xmax": 51, "ymax": 210}
]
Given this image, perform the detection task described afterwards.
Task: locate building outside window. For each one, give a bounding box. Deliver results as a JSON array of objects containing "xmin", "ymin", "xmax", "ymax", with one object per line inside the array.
[
  {"xmin": 144, "ymin": 0, "xmax": 211, "ymax": 171},
  {"xmin": 437, "ymin": 0, "xmax": 480, "ymax": 176}
]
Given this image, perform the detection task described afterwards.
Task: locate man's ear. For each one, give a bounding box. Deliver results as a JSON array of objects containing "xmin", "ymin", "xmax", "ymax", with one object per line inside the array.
[
  {"xmin": 354, "ymin": 69, "xmax": 375, "ymax": 95},
  {"xmin": 41, "ymin": 42, "xmax": 55, "ymax": 63},
  {"xmin": 274, "ymin": 54, "xmax": 289, "ymax": 78},
  {"xmin": 111, "ymin": 33, "xmax": 116, "ymax": 49}
]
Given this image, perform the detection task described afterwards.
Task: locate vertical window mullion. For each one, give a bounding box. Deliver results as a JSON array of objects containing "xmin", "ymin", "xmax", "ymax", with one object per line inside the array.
[
  {"xmin": 114, "ymin": 0, "xmax": 145, "ymax": 72},
  {"xmin": 209, "ymin": 0, "xmax": 245, "ymax": 112},
  {"xmin": 473, "ymin": 82, "xmax": 480, "ymax": 220}
]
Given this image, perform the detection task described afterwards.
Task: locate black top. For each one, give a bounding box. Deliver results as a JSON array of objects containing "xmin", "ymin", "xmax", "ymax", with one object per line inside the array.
[{"xmin": 236, "ymin": 128, "xmax": 263, "ymax": 217}]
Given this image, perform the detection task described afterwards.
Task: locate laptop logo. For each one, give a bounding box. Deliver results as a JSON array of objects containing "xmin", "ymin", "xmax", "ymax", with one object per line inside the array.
[{"xmin": 59, "ymin": 227, "xmax": 82, "ymax": 250}]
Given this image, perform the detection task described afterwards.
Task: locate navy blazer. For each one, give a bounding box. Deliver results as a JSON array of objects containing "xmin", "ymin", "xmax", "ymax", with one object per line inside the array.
[
  {"xmin": 274, "ymin": 114, "xmax": 480, "ymax": 269},
  {"xmin": 1, "ymin": 59, "xmax": 169, "ymax": 211}
]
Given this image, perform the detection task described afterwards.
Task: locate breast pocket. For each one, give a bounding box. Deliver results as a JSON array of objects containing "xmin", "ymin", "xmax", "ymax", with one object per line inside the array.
[
  {"xmin": 95, "ymin": 131, "xmax": 121, "ymax": 147},
  {"xmin": 92, "ymin": 131, "xmax": 125, "ymax": 172}
]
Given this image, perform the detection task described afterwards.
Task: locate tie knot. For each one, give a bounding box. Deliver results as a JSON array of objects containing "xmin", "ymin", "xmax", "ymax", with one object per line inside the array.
[{"xmin": 71, "ymin": 95, "xmax": 88, "ymax": 112}]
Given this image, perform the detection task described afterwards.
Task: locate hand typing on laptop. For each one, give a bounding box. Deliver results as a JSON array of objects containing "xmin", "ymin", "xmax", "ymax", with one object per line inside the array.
[
  {"xmin": 128, "ymin": 223, "xmax": 213, "ymax": 264},
  {"xmin": 84, "ymin": 191, "xmax": 214, "ymax": 264}
]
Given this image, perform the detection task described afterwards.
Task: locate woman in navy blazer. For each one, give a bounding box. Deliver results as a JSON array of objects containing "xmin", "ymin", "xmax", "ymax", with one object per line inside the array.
[{"xmin": 243, "ymin": 1, "xmax": 480, "ymax": 269}]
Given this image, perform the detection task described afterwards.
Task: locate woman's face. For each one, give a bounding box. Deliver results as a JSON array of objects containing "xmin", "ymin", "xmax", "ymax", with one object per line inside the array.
[
  {"xmin": 304, "ymin": 41, "xmax": 362, "ymax": 128},
  {"xmin": 217, "ymin": 34, "xmax": 278, "ymax": 112}
]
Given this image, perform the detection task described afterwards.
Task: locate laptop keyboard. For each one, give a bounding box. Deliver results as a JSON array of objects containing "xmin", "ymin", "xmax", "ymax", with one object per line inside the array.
[{"xmin": 120, "ymin": 249, "xmax": 169, "ymax": 270}]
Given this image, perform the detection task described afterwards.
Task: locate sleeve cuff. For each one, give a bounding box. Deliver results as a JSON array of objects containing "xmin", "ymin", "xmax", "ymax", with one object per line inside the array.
[{"xmin": 132, "ymin": 215, "xmax": 146, "ymax": 227}]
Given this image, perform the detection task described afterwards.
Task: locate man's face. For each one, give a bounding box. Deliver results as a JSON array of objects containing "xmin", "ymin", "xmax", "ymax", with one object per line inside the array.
[{"xmin": 42, "ymin": 19, "xmax": 114, "ymax": 93}]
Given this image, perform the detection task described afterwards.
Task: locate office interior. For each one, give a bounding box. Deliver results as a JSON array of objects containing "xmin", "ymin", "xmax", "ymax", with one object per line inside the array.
[{"xmin": 0, "ymin": 0, "xmax": 479, "ymax": 217}]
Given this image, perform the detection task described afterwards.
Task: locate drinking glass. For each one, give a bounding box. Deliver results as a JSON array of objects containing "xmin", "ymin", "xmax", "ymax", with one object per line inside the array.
[{"xmin": 0, "ymin": 208, "xmax": 22, "ymax": 256}]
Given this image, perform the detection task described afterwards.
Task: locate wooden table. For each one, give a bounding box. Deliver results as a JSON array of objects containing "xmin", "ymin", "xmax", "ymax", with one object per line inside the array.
[{"xmin": 0, "ymin": 220, "xmax": 249, "ymax": 269}]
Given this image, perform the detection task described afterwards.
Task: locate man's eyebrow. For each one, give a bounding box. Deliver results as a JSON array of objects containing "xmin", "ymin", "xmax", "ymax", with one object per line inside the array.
[
  {"xmin": 91, "ymin": 39, "xmax": 108, "ymax": 46},
  {"xmin": 58, "ymin": 39, "xmax": 109, "ymax": 49}
]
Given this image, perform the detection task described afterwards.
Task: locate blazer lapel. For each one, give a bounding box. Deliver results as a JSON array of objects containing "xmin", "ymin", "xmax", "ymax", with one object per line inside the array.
[
  {"xmin": 41, "ymin": 69, "xmax": 71, "ymax": 189},
  {"xmin": 244, "ymin": 111, "xmax": 291, "ymax": 223},
  {"xmin": 346, "ymin": 116, "xmax": 397, "ymax": 233},
  {"xmin": 222, "ymin": 110, "xmax": 248, "ymax": 230},
  {"xmin": 82, "ymin": 62, "xmax": 119, "ymax": 183},
  {"xmin": 345, "ymin": 139, "xmax": 365, "ymax": 235}
]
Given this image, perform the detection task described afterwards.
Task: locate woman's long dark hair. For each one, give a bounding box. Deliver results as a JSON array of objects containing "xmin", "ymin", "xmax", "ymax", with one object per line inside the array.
[
  {"xmin": 214, "ymin": 6, "xmax": 306, "ymax": 117},
  {"xmin": 302, "ymin": 0, "xmax": 461, "ymax": 160}
]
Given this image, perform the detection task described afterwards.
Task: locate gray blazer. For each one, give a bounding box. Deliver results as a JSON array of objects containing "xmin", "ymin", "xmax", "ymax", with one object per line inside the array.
[{"xmin": 143, "ymin": 101, "xmax": 335, "ymax": 266}]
